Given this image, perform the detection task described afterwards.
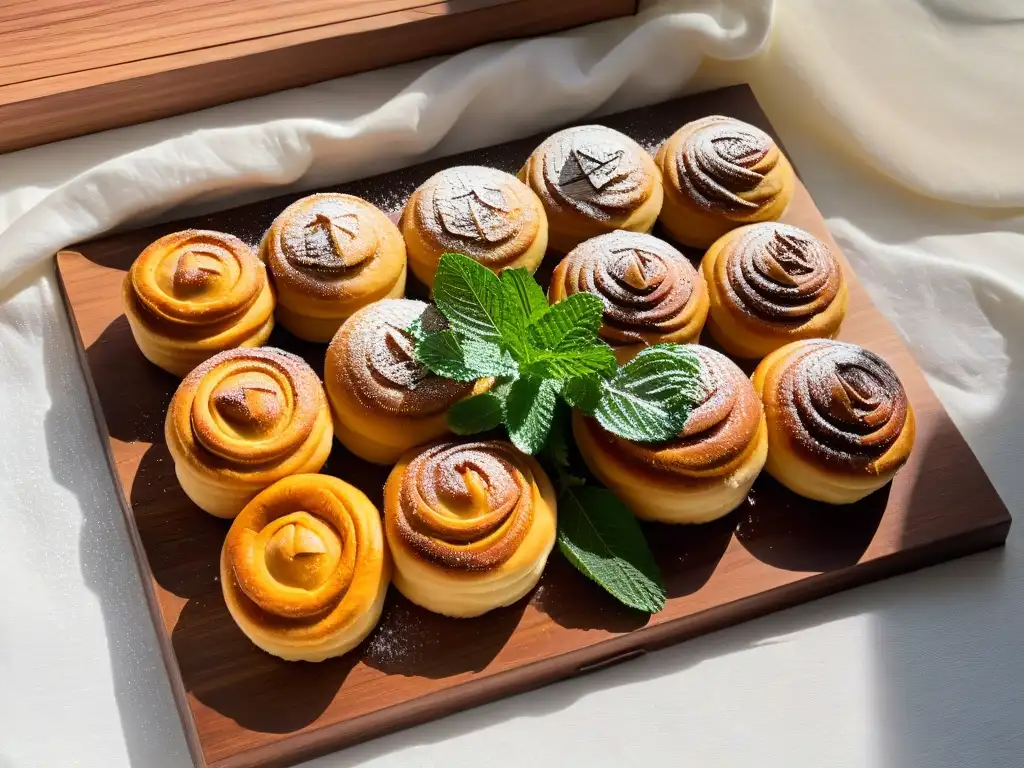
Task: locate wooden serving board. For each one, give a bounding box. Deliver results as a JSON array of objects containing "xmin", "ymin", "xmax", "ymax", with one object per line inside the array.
[
  {"xmin": 0, "ymin": 0, "xmax": 637, "ymax": 154},
  {"xmin": 55, "ymin": 86, "xmax": 1011, "ymax": 768}
]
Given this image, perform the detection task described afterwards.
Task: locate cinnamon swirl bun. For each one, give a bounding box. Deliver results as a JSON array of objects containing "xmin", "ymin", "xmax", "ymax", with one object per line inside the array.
[
  {"xmin": 752, "ymin": 340, "xmax": 916, "ymax": 504},
  {"xmin": 221, "ymin": 474, "xmax": 390, "ymax": 662},
  {"xmin": 656, "ymin": 116, "xmax": 795, "ymax": 248},
  {"xmin": 550, "ymin": 231, "xmax": 709, "ymax": 363},
  {"xmin": 166, "ymin": 347, "xmax": 334, "ymax": 518},
  {"xmin": 324, "ymin": 300, "xmax": 490, "ymax": 464},
  {"xmin": 384, "ymin": 440, "xmax": 557, "ymax": 617},
  {"xmin": 574, "ymin": 346, "xmax": 766, "ymax": 523},
  {"xmin": 520, "ymin": 125, "xmax": 663, "ymax": 254},
  {"xmin": 702, "ymin": 223, "xmax": 848, "ymax": 359},
  {"xmin": 400, "ymin": 166, "xmax": 547, "ymax": 288},
  {"xmin": 123, "ymin": 230, "xmax": 274, "ymax": 377},
  {"xmin": 260, "ymin": 193, "xmax": 406, "ymax": 342}
]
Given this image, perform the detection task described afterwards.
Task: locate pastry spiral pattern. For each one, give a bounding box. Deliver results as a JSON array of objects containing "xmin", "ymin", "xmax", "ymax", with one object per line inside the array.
[
  {"xmin": 574, "ymin": 346, "xmax": 767, "ymax": 523},
  {"xmin": 384, "ymin": 440, "xmax": 557, "ymax": 617},
  {"xmin": 221, "ymin": 474, "xmax": 390, "ymax": 662},
  {"xmin": 752, "ymin": 339, "xmax": 915, "ymax": 504},
  {"xmin": 122, "ymin": 229, "xmax": 274, "ymax": 376},
  {"xmin": 401, "ymin": 166, "xmax": 548, "ymax": 287},
  {"xmin": 166, "ymin": 347, "xmax": 334, "ymax": 518},
  {"xmin": 325, "ymin": 299, "xmax": 489, "ymax": 464},
  {"xmin": 703, "ymin": 222, "xmax": 848, "ymax": 358},
  {"xmin": 656, "ymin": 116, "xmax": 795, "ymax": 248},
  {"xmin": 520, "ymin": 125, "xmax": 663, "ymax": 253},
  {"xmin": 550, "ymin": 231, "xmax": 709, "ymax": 362},
  {"xmin": 260, "ymin": 194, "xmax": 406, "ymax": 342}
]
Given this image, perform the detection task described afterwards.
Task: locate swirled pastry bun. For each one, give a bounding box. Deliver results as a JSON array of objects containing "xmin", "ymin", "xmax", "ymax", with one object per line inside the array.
[
  {"xmin": 752, "ymin": 340, "xmax": 915, "ymax": 504},
  {"xmin": 574, "ymin": 346, "xmax": 766, "ymax": 523},
  {"xmin": 520, "ymin": 125, "xmax": 663, "ymax": 254},
  {"xmin": 123, "ymin": 230, "xmax": 274, "ymax": 377},
  {"xmin": 221, "ymin": 474, "xmax": 390, "ymax": 662},
  {"xmin": 401, "ymin": 166, "xmax": 547, "ymax": 288},
  {"xmin": 702, "ymin": 223, "xmax": 847, "ymax": 359},
  {"xmin": 166, "ymin": 347, "xmax": 334, "ymax": 518},
  {"xmin": 324, "ymin": 300, "xmax": 490, "ymax": 465},
  {"xmin": 550, "ymin": 231, "xmax": 708, "ymax": 363},
  {"xmin": 260, "ymin": 194, "xmax": 406, "ymax": 342},
  {"xmin": 384, "ymin": 440, "xmax": 557, "ymax": 618},
  {"xmin": 656, "ymin": 116, "xmax": 795, "ymax": 248}
]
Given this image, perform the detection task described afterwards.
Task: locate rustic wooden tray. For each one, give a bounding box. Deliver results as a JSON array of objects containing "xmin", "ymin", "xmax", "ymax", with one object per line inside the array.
[
  {"xmin": 0, "ymin": 0, "xmax": 637, "ymax": 154},
  {"xmin": 55, "ymin": 85, "xmax": 1011, "ymax": 768}
]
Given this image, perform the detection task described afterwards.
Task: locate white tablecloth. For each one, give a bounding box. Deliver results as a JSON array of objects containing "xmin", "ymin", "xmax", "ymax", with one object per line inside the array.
[{"xmin": 2, "ymin": 1, "xmax": 1023, "ymax": 766}]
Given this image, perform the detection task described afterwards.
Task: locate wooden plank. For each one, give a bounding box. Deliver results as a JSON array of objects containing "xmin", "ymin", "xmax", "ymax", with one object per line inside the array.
[
  {"xmin": 0, "ymin": 0, "xmax": 638, "ymax": 153},
  {"xmin": 54, "ymin": 85, "xmax": 1012, "ymax": 768}
]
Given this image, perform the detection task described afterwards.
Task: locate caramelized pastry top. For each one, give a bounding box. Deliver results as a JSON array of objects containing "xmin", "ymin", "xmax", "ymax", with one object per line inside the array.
[
  {"xmin": 388, "ymin": 441, "xmax": 537, "ymax": 571},
  {"xmin": 223, "ymin": 474, "xmax": 385, "ymax": 639},
  {"xmin": 668, "ymin": 116, "xmax": 788, "ymax": 216},
  {"xmin": 170, "ymin": 347, "xmax": 326, "ymax": 467},
  {"xmin": 326, "ymin": 299, "xmax": 474, "ymax": 417},
  {"xmin": 262, "ymin": 193, "xmax": 404, "ymax": 302},
  {"xmin": 527, "ymin": 125, "xmax": 657, "ymax": 220},
  {"xmin": 407, "ymin": 166, "xmax": 543, "ymax": 266},
  {"xmin": 586, "ymin": 346, "xmax": 762, "ymax": 480},
  {"xmin": 552, "ymin": 231, "xmax": 705, "ymax": 345},
  {"xmin": 130, "ymin": 230, "xmax": 265, "ymax": 328},
  {"xmin": 762, "ymin": 340, "xmax": 911, "ymax": 472},
  {"xmin": 710, "ymin": 223, "xmax": 843, "ymax": 324}
]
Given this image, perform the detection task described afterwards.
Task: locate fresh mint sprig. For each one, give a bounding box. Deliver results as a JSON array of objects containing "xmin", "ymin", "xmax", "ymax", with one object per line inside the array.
[
  {"xmin": 409, "ymin": 252, "xmax": 700, "ymax": 614},
  {"xmin": 413, "ymin": 253, "xmax": 699, "ymax": 452}
]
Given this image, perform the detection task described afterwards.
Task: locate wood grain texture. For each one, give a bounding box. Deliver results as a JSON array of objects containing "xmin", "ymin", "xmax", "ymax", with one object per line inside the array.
[
  {"xmin": 55, "ymin": 86, "xmax": 1011, "ymax": 768},
  {"xmin": 0, "ymin": 0, "xmax": 637, "ymax": 154}
]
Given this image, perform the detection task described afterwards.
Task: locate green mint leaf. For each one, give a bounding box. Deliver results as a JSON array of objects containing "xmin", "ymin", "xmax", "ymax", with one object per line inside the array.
[
  {"xmin": 415, "ymin": 332, "xmax": 514, "ymax": 381},
  {"xmin": 528, "ymin": 292, "xmax": 605, "ymax": 353},
  {"xmin": 448, "ymin": 391, "xmax": 505, "ymax": 435},
  {"xmin": 595, "ymin": 344, "xmax": 702, "ymax": 442},
  {"xmin": 557, "ymin": 486, "xmax": 666, "ymax": 613},
  {"xmin": 504, "ymin": 376, "xmax": 559, "ymax": 455},
  {"xmin": 541, "ymin": 403, "xmax": 586, "ymax": 488},
  {"xmin": 501, "ymin": 267, "xmax": 549, "ymax": 324},
  {"xmin": 462, "ymin": 339, "xmax": 519, "ymax": 378},
  {"xmin": 523, "ymin": 344, "xmax": 617, "ymax": 381},
  {"xmin": 433, "ymin": 253, "xmax": 505, "ymax": 344},
  {"xmin": 561, "ymin": 376, "xmax": 604, "ymax": 413},
  {"xmin": 406, "ymin": 315, "xmax": 426, "ymax": 343},
  {"xmin": 415, "ymin": 330, "xmax": 477, "ymax": 381}
]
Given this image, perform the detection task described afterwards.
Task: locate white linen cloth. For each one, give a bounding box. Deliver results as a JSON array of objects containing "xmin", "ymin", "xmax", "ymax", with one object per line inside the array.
[{"xmin": 1, "ymin": 0, "xmax": 1022, "ymax": 766}]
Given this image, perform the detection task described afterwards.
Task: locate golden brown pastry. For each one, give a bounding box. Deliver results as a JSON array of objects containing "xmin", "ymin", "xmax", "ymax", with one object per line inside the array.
[
  {"xmin": 656, "ymin": 116, "xmax": 795, "ymax": 248},
  {"xmin": 221, "ymin": 474, "xmax": 390, "ymax": 662},
  {"xmin": 260, "ymin": 193, "xmax": 407, "ymax": 342},
  {"xmin": 324, "ymin": 299, "xmax": 490, "ymax": 464},
  {"xmin": 384, "ymin": 440, "xmax": 557, "ymax": 617},
  {"xmin": 520, "ymin": 125, "xmax": 663, "ymax": 254},
  {"xmin": 400, "ymin": 166, "xmax": 547, "ymax": 288},
  {"xmin": 702, "ymin": 222, "xmax": 848, "ymax": 359},
  {"xmin": 549, "ymin": 230, "xmax": 709, "ymax": 363},
  {"xmin": 122, "ymin": 230, "xmax": 274, "ymax": 377},
  {"xmin": 166, "ymin": 347, "xmax": 334, "ymax": 518},
  {"xmin": 574, "ymin": 346, "xmax": 766, "ymax": 523},
  {"xmin": 752, "ymin": 339, "xmax": 915, "ymax": 504}
]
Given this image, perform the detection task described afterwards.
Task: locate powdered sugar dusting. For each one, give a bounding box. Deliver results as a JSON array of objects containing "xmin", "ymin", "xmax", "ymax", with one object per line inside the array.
[
  {"xmin": 720, "ymin": 222, "xmax": 843, "ymax": 324},
  {"xmin": 557, "ymin": 231, "xmax": 700, "ymax": 341},
  {"xmin": 535, "ymin": 125, "xmax": 652, "ymax": 220},
  {"xmin": 677, "ymin": 116, "xmax": 777, "ymax": 214},
  {"xmin": 410, "ymin": 166, "xmax": 540, "ymax": 264},
  {"xmin": 330, "ymin": 299, "xmax": 473, "ymax": 416}
]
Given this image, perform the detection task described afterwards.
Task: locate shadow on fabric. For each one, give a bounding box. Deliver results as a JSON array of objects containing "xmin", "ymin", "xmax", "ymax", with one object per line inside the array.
[{"xmin": 43, "ymin": 294, "xmax": 192, "ymax": 767}]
